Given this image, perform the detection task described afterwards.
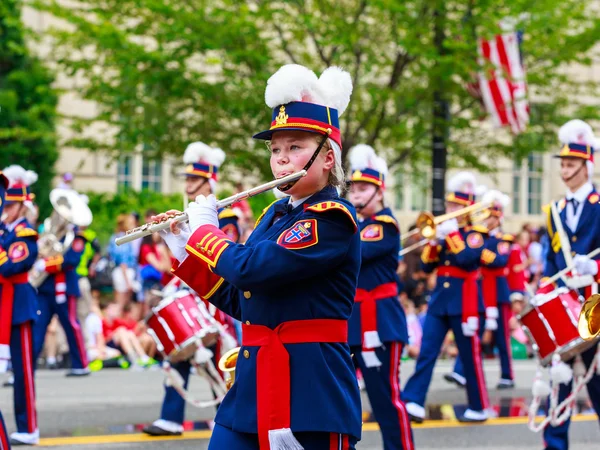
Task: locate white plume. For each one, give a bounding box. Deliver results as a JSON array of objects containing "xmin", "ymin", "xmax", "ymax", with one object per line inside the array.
[
  {"xmin": 447, "ymin": 171, "xmax": 477, "ymax": 194},
  {"xmin": 558, "ymin": 119, "xmax": 595, "ymax": 146},
  {"xmin": 482, "ymin": 189, "xmax": 511, "ymax": 208},
  {"xmin": 348, "ymin": 144, "xmax": 388, "ymax": 177},
  {"xmin": 265, "ymin": 64, "xmax": 320, "ymax": 108},
  {"xmin": 183, "ymin": 142, "xmax": 226, "ymax": 167},
  {"xmin": 265, "ymin": 64, "xmax": 353, "ymax": 115},
  {"xmin": 316, "ymin": 66, "xmax": 353, "ymax": 116},
  {"xmin": 3, "ymin": 165, "xmax": 38, "ymax": 188}
]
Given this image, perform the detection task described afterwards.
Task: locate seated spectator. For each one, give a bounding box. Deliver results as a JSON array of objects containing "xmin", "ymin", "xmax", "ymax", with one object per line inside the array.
[{"xmin": 86, "ymin": 300, "xmax": 121, "ymax": 365}]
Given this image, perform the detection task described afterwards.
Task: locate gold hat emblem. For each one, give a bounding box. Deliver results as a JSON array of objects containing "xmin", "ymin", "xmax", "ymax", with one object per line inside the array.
[{"xmin": 275, "ymin": 105, "xmax": 288, "ymax": 125}]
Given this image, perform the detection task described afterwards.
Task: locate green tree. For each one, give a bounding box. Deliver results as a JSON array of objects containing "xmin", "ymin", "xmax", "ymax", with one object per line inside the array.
[
  {"xmin": 1, "ymin": 0, "xmax": 58, "ymax": 218},
  {"xmin": 33, "ymin": 0, "xmax": 600, "ymax": 184}
]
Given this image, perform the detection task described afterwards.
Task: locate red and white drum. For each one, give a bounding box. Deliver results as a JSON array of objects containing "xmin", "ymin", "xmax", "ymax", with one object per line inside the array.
[
  {"xmin": 145, "ymin": 290, "xmax": 220, "ymax": 362},
  {"xmin": 518, "ymin": 287, "xmax": 598, "ymax": 366}
]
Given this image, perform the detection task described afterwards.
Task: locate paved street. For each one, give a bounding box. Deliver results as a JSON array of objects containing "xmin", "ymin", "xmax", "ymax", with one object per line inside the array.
[{"xmin": 1, "ymin": 359, "xmax": 598, "ymax": 449}]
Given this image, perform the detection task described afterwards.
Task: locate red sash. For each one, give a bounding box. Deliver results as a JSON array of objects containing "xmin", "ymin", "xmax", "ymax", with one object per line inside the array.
[
  {"xmin": 438, "ymin": 266, "xmax": 479, "ymax": 328},
  {"xmin": 0, "ymin": 272, "xmax": 29, "ymax": 368},
  {"xmin": 355, "ymin": 282, "xmax": 397, "ymax": 349},
  {"xmin": 242, "ymin": 319, "xmax": 348, "ymax": 450},
  {"xmin": 481, "ymin": 267, "xmax": 509, "ymax": 310}
]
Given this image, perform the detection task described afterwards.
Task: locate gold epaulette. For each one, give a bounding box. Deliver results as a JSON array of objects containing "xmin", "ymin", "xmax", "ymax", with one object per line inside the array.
[
  {"xmin": 306, "ymin": 201, "xmax": 357, "ymax": 232},
  {"xmin": 218, "ymin": 209, "xmax": 238, "ymax": 220},
  {"xmin": 254, "ymin": 199, "xmax": 279, "ymax": 228},
  {"xmin": 16, "ymin": 228, "xmax": 38, "ymax": 238},
  {"xmin": 589, "ymin": 193, "xmax": 600, "ymax": 204},
  {"xmin": 373, "ymin": 214, "xmax": 399, "ymax": 230},
  {"xmin": 471, "ymin": 225, "xmax": 489, "ymax": 234},
  {"xmin": 502, "ymin": 233, "xmax": 514, "ymax": 242}
]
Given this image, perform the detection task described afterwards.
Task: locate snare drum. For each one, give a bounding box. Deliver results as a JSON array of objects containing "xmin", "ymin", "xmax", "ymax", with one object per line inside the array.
[
  {"xmin": 145, "ymin": 290, "xmax": 219, "ymax": 362},
  {"xmin": 518, "ymin": 287, "xmax": 598, "ymax": 366}
]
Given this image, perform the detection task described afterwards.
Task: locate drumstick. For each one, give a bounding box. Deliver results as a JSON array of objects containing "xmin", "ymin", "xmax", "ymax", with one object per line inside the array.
[{"xmin": 540, "ymin": 248, "xmax": 600, "ymax": 288}]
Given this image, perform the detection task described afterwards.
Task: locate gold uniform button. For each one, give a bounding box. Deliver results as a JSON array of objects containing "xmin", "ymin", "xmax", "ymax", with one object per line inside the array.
[
  {"xmin": 444, "ymin": 261, "xmax": 450, "ymax": 266},
  {"xmin": 244, "ymin": 291, "xmax": 252, "ymax": 299},
  {"xmin": 572, "ymin": 251, "xmax": 576, "ymax": 256},
  {"xmin": 443, "ymin": 282, "xmax": 450, "ymax": 288},
  {"xmin": 572, "ymin": 236, "xmax": 577, "ymax": 243},
  {"xmin": 243, "ymin": 350, "xmax": 250, "ymax": 359},
  {"xmin": 206, "ymin": 250, "xmax": 213, "ymax": 256},
  {"xmin": 245, "ymin": 320, "xmax": 251, "ymax": 325}
]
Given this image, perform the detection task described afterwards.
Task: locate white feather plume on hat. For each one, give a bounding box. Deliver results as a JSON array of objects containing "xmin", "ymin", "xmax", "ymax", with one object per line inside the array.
[
  {"xmin": 3, "ymin": 165, "xmax": 38, "ymax": 188},
  {"xmin": 183, "ymin": 142, "xmax": 226, "ymax": 167},
  {"xmin": 348, "ymin": 144, "xmax": 388, "ymax": 177},
  {"xmin": 558, "ymin": 119, "xmax": 595, "ymax": 146},
  {"xmin": 482, "ymin": 189, "xmax": 511, "ymax": 209},
  {"xmin": 265, "ymin": 64, "xmax": 353, "ymax": 116},
  {"xmin": 447, "ymin": 171, "xmax": 477, "ymax": 193}
]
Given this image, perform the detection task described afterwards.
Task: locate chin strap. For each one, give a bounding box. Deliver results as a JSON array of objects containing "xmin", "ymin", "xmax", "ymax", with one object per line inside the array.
[
  {"xmin": 278, "ymin": 131, "xmax": 331, "ymax": 192},
  {"xmin": 562, "ymin": 160, "xmax": 587, "ymax": 183},
  {"xmin": 355, "ymin": 187, "xmax": 380, "ymax": 213}
]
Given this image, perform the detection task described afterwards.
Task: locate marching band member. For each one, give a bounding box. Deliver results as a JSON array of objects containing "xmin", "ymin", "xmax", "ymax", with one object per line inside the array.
[
  {"xmin": 143, "ymin": 142, "xmax": 240, "ymax": 437},
  {"xmin": 158, "ymin": 64, "xmax": 362, "ymax": 449},
  {"xmin": 542, "ymin": 119, "xmax": 600, "ymax": 450},
  {"xmin": 0, "ymin": 166, "xmax": 39, "ymax": 445},
  {"xmin": 403, "ymin": 172, "xmax": 489, "ymax": 423},
  {"xmin": 0, "ymin": 172, "xmax": 11, "ymax": 450},
  {"xmin": 347, "ymin": 145, "xmax": 414, "ymax": 450},
  {"xmin": 32, "ymin": 197, "xmax": 90, "ymax": 378},
  {"xmin": 446, "ymin": 190, "xmax": 515, "ymax": 390}
]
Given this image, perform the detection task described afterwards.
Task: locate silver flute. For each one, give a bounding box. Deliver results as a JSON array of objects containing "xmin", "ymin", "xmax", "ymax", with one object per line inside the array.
[{"xmin": 115, "ymin": 170, "xmax": 306, "ymax": 246}]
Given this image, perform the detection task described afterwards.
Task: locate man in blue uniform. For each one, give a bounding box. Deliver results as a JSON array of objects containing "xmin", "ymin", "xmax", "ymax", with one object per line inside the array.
[
  {"xmin": 445, "ymin": 190, "xmax": 515, "ymax": 390},
  {"xmin": 347, "ymin": 144, "xmax": 414, "ymax": 450},
  {"xmin": 541, "ymin": 119, "xmax": 600, "ymax": 450},
  {"xmin": 143, "ymin": 142, "xmax": 240, "ymax": 437},
  {"xmin": 0, "ymin": 166, "xmax": 40, "ymax": 445},
  {"xmin": 155, "ymin": 64, "xmax": 362, "ymax": 449},
  {"xmin": 32, "ymin": 191, "xmax": 90, "ymax": 378},
  {"xmin": 403, "ymin": 172, "xmax": 490, "ymax": 423}
]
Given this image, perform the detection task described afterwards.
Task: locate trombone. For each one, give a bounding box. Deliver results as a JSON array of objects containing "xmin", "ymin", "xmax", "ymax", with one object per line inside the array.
[
  {"xmin": 399, "ymin": 201, "xmax": 490, "ymax": 256},
  {"xmin": 115, "ymin": 170, "xmax": 306, "ymax": 246}
]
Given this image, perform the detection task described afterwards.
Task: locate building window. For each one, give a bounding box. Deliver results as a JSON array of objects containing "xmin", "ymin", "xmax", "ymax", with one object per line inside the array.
[
  {"xmin": 142, "ymin": 158, "xmax": 162, "ymax": 191},
  {"xmin": 117, "ymin": 155, "xmax": 133, "ymax": 191},
  {"xmin": 512, "ymin": 157, "xmax": 521, "ymax": 214},
  {"xmin": 394, "ymin": 171, "xmax": 429, "ymax": 212},
  {"xmin": 527, "ymin": 153, "xmax": 543, "ymax": 214}
]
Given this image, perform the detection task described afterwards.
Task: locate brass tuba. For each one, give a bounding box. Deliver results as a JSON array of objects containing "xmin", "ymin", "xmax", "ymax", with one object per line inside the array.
[
  {"xmin": 29, "ymin": 189, "xmax": 93, "ymax": 288},
  {"xmin": 578, "ymin": 294, "xmax": 600, "ymax": 340},
  {"xmin": 218, "ymin": 347, "xmax": 240, "ymax": 390}
]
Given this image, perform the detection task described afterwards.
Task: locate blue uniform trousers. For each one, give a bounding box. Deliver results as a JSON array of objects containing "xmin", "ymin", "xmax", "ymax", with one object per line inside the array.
[
  {"xmin": 543, "ymin": 342, "xmax": 600, "ymax": 450},
  {"xmin": 33, "ymin": 294, "xmax": 88, "ymax": 370},
  {"xmin": 208, "ymin": 423, "xmax": 357, "ymax": 450},
  {"xmin": 403, "ymin": 314, "xmax": 489, "ymax": 412},
  {"xmin": 453, "ymin": 303, "xmax": 513, "ymax": 381},
  {"xmin": 11, "ymin": 322, "xmax": 37, "ymax": 434},
  {"xmin": 0, "ymin": 410, "xmax": 10, "ymax": 450},
  {"xmin": 353, "ymin": 342, "xmax": 414, "ymax": 450}
]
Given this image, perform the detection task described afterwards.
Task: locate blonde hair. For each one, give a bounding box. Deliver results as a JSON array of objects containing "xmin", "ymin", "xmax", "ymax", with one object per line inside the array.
[{"xmin": 315, "ymin": 136, "xmax": 345, "ymax": 188}]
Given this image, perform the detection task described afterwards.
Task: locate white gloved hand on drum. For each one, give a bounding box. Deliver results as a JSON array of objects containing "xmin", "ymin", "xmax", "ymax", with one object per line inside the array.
[
  {"xmin": 187, "ymin": 194, "xmax": 219, "ymax": 233},
  {"xmin": 161, "ymin": 222, "xmax": 191, "ymax": 263},
  {"xmin": 565, "ymin": 274, "xmax": 595, "ymax": 290},
  {"xmin": 436, "ymin": 218, "xmax": 459, "ymax": 240},
  {"xmin": 573, "ymin": 254, "xmax": 599, "ymax": 276}
]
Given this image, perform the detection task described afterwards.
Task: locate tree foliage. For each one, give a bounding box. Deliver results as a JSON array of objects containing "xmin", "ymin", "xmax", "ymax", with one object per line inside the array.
[
  {"xmin": 31, "ymin": 0, "xmax": 600, "ymax": 181},
  {"xmin": 1, "ymin": 0, "xmax": 58, "ymax": 218}
]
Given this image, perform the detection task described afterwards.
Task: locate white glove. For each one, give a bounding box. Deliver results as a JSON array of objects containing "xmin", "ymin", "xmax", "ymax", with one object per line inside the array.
[
  {"xmin": 187, "ymin": 195, "xmax": 219, "ymax": 233},
  {"xmin": 33, "ymin": 259, "xmax": 46, "ymax": 272},
  {"xmin": 436, "ymin": 218, "xmax": 459, "ymax": 240},
  {"xmin": 161, "ymin": 223, "xmax": 191, "ymax": 263},
  {"xmin": 485, "ymin": 307, "xmax": 499, "ymax": 320},
  {"xmin": 573, "ymin": 254, "xmax": 599, "ymax": 276},
  {"xmin": 565, "ymin": 274, "xmax": 595, "ymax": 290},
  {"xmin": 461, "ymin": 322, "xmax": 476, "ymax": 337},
  {"xmin": 485, "ymin": 318, "xmax": 498, "ymax": 331}
]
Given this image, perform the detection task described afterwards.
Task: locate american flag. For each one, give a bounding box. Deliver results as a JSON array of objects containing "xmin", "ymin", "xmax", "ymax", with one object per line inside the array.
[{"xmin": 476, "ymin": 31, "xmax": 529, "ymax": 134}]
